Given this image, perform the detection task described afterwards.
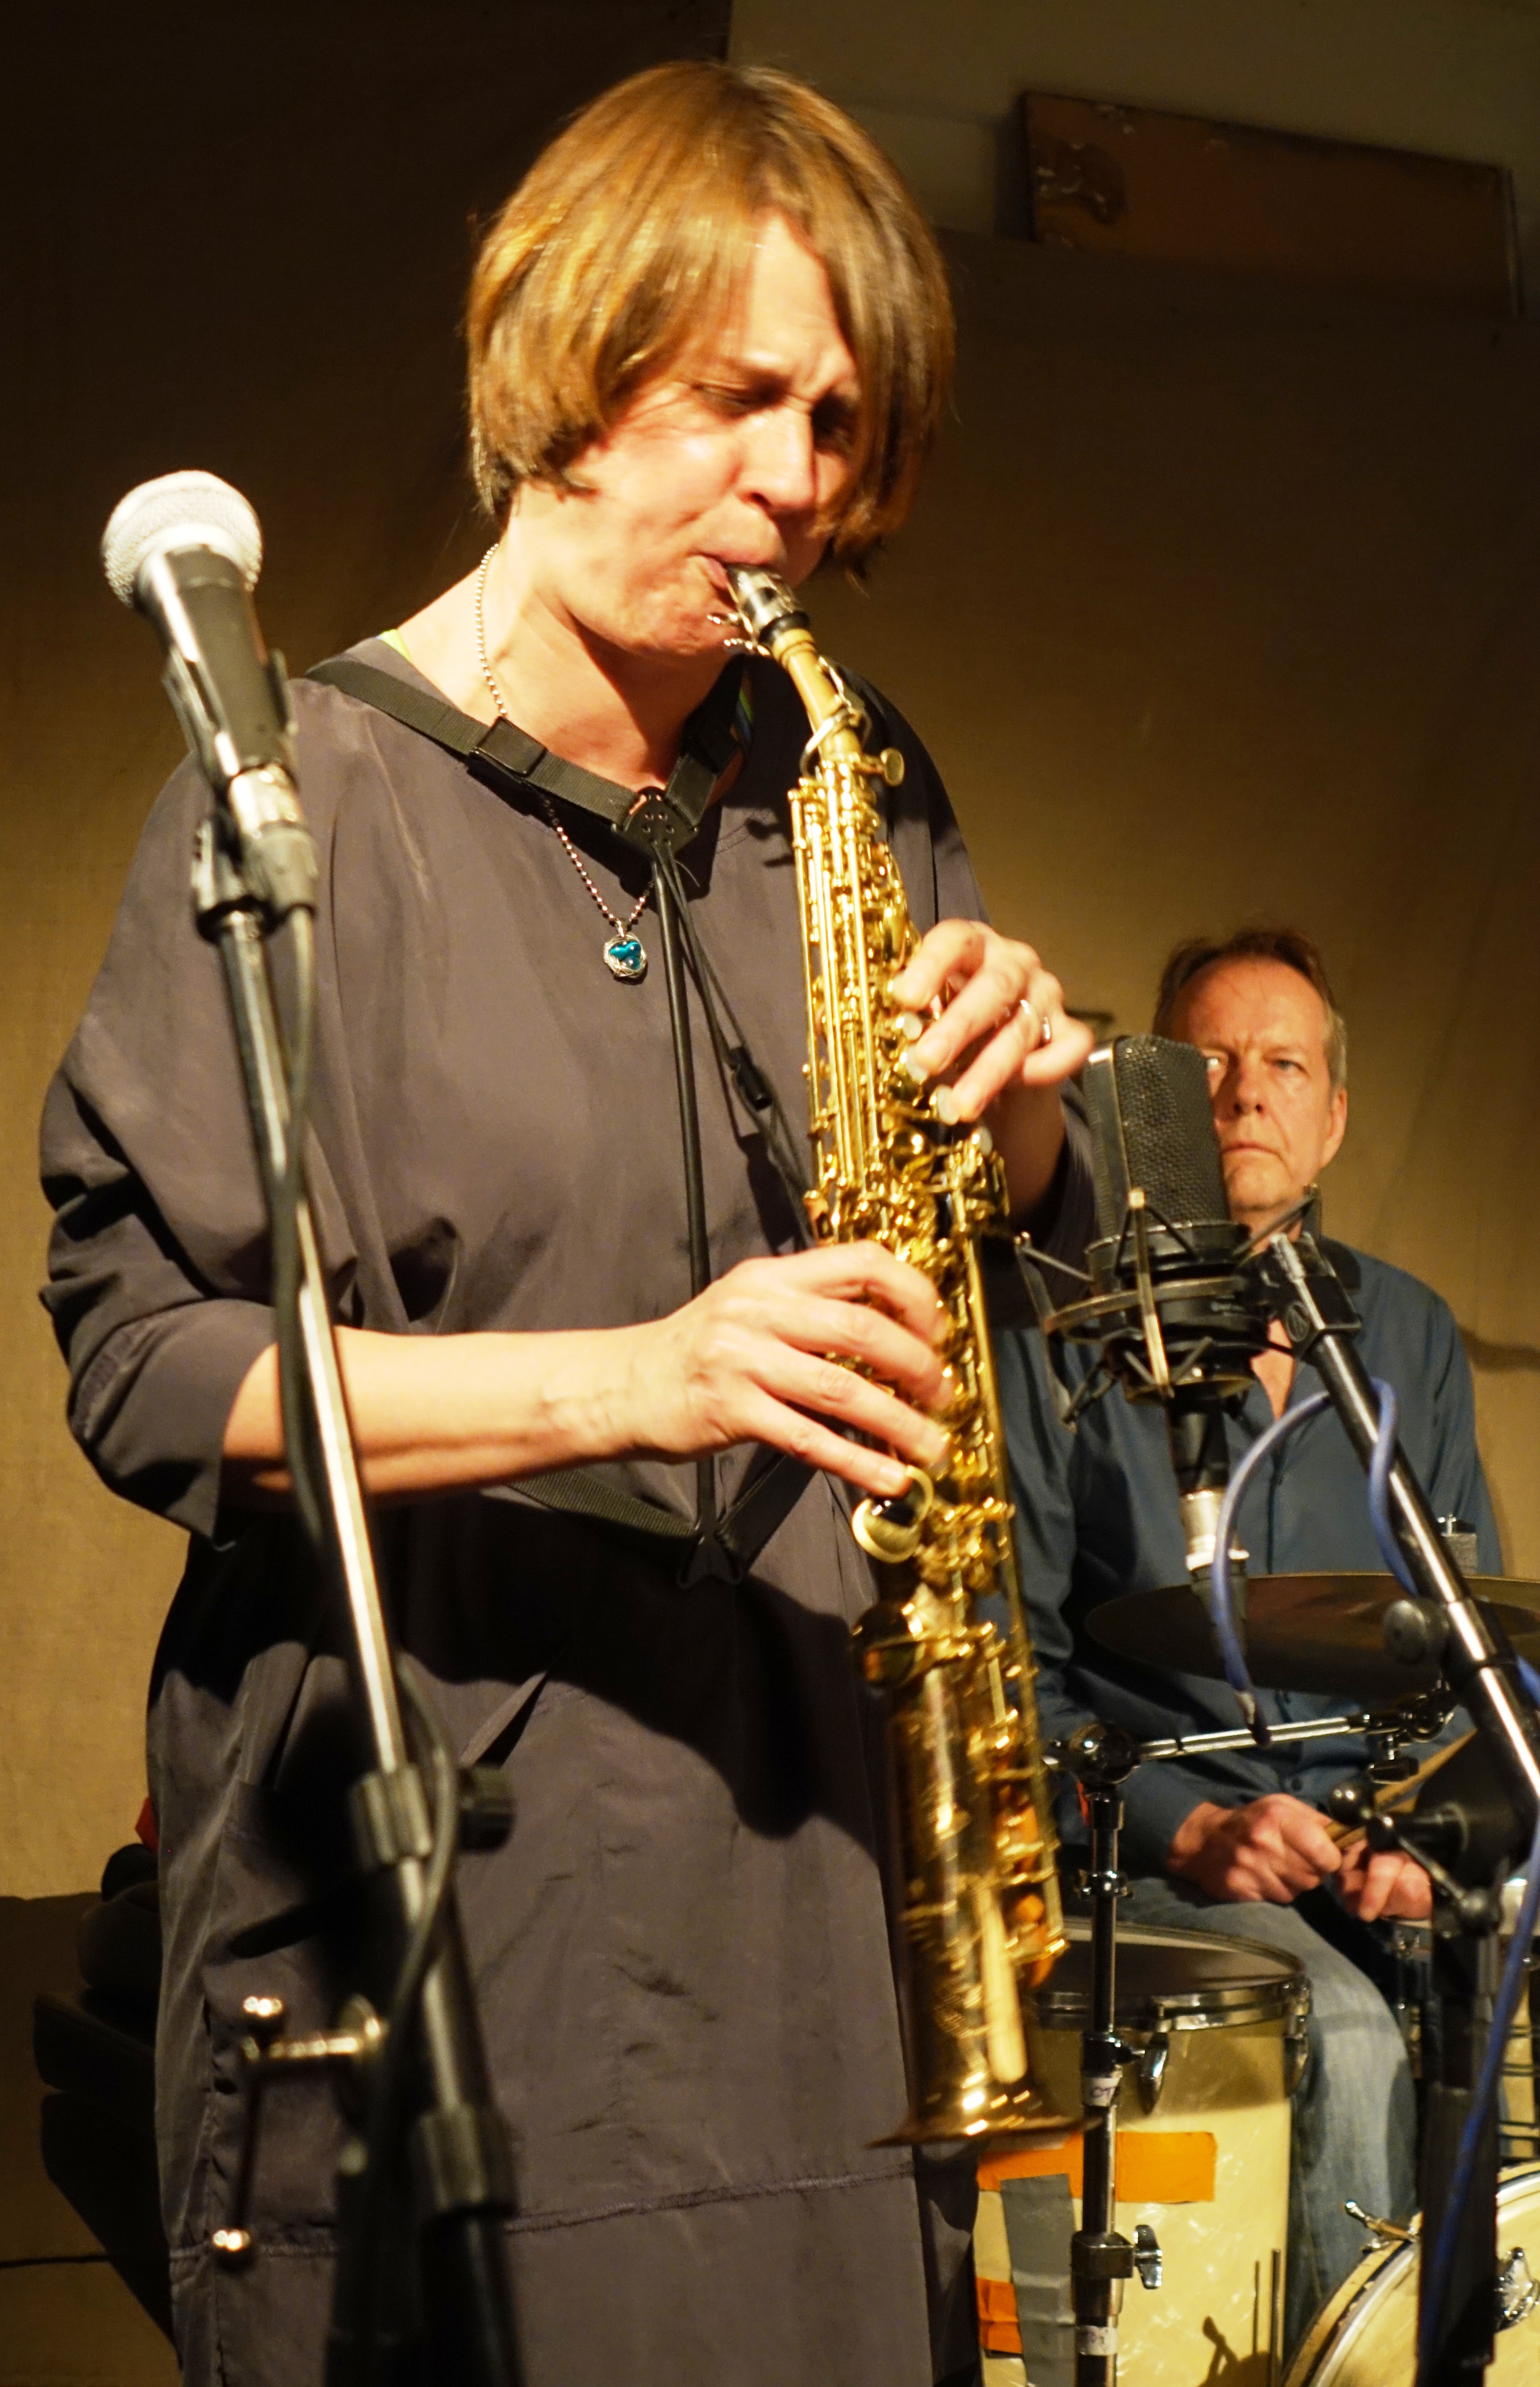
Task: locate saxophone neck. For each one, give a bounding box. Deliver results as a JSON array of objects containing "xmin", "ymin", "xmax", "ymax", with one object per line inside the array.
[{"xmin": 726, "ymin": 566, "xmax": 866, "ymax": 757}]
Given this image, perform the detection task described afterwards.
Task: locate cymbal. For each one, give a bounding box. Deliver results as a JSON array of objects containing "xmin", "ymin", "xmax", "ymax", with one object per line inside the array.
[{"xmin": 1088, "ymin": 1573, "xmax": 1540, "ymax": 1703}]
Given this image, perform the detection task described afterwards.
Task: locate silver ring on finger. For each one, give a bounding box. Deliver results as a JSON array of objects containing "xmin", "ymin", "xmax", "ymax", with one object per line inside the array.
[{"xmin": 1019, "ymin": 997, "xmax": 1051, "ymax": 1049}]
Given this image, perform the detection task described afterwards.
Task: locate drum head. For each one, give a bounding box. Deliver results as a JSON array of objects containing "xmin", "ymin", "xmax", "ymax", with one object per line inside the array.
[{"xmin": 1033, "ymin": 1918, "xmax": 1306, "ymax": 2034}]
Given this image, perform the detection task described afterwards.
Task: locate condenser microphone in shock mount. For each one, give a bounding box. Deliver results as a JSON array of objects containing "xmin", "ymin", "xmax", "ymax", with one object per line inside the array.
[
  {"xmin": 101, "ymin": 470, "xmax": 315, "ymax": 916},
  {"xmin": 1051, "ymin": 1035, "xmax": 1272, "ymax": 1620}
]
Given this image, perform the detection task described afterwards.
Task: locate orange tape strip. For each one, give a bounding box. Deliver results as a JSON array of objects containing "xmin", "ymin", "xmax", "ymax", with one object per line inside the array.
[
  {"xmin": 975, "ymin": 2275, "xmax": 1023, "ymax": 2355},
  {"xmin": 977, "ymin": 2129, "xmax": 1216, "ymax": 2203}
]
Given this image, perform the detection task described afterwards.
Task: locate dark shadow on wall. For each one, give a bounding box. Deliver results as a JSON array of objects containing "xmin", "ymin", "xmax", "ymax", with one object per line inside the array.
[
  {"xmin": 1463, "ymin": 1331, "xmax": 1540, "ymax": 1373},
  {"xmin": 1, "ymin": 1, "xmax": 732, "ymax": 706}
]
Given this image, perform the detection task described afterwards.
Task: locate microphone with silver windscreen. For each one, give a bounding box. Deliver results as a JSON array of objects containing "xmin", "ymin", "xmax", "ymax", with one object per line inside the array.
[{"xmin": 102, "ymin": 470, "xmax": 314, "ymax": 916}]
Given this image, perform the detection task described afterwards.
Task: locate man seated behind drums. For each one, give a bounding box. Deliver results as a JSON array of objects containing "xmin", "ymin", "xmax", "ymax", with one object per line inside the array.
[{"xmin": 1001, "ymin": 925, "xmax": 1501, "ymax": 2351}]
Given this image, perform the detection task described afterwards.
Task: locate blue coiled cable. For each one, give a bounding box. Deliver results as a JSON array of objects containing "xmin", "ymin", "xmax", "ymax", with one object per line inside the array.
[{"xmin": 1210, "ymin": 1376, "xmax": 1410, "ymax": 1748}]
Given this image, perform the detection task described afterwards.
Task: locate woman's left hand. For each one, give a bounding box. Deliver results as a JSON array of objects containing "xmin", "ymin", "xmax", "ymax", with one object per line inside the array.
[
  {"xmin": 888, "ymin": 921, "xmax": 1094, "ymax": 1216},
  {"xmin": 889, "ymin": 921, "xmax": 1091, "ymax": 1118}
]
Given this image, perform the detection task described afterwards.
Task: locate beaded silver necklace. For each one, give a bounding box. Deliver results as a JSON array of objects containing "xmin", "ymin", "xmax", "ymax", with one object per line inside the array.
[{"xmin": 474, "ymin": 545, "xmax": 650, "ymax": 982}]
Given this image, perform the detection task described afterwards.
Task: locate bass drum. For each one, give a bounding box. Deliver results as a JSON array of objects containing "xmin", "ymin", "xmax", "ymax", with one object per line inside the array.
[{"xmin": 1284, "ymin": 2167, "xmax": 1540, "ymax": 2383}]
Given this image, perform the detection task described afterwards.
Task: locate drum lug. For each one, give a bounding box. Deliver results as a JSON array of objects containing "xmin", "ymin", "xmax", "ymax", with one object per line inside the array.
[
  {"xmin": 1285, "ymin": 2004, "xmax": 1312, "ymax": 2096},
  {"xmin": 1496, "ymin": 2243, "xmax": 1540, "ymax": 2331},
  {"xmin": 1135, "ymin": 2031, "xmax": 1170, "ymax": 2113},
  {"xmin": 1132, "ymin": 2222, "xmax": 1163, "ymax": 2290}
]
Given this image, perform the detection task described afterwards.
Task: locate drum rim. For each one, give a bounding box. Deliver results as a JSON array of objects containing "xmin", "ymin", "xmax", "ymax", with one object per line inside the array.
[
  {"xmin": 1280, "ymin": 2163, "xmax": 1540, "ymax": 2385},
  {"xmin": 1032, "ymin": 1920, "xmax": 1310, "ymax": 2033}
]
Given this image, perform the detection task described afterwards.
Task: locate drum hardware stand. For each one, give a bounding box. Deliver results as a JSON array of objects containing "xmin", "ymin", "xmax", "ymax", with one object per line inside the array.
[
  {"xmin": 1046, "ymin": 1701, "xmax": 1454, "ymax": 2385},
  {"xmin": 1054, "ymin": 1721, "xmax": 1163, "ymax": 2387},
  {"xmin": 191, "ymin": 813, "xmax": 522, "ymax": 2387},
  {"xmin": 1248, "ymin": 1231, "xmax": 1540, "ymax": 2385},
  {"xmin": 1134, "ymin": 1698, "xmax": 1443, "ymax": 1770},
  {"xmin": 1248, "ymin": 1234, "xmax": 1540, "ymax": 1880},
  {"xmin": 1328, "ymin": 1787, "xmax": 1513, "ymax": 2378}
]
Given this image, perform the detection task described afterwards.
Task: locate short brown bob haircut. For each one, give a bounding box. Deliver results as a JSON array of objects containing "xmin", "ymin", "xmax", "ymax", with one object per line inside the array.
[
  {"xmin": 1154, "ymin": 926, "xmax": 1349, "ymax": 1092},
  {"xmin": 466, "ymin": 61, "xmax": 953, "ymax": 572}
]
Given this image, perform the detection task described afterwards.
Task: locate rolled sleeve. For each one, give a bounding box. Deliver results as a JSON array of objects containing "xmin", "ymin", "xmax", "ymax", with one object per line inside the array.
[
  {"xmin": 69, "ymin": 1298, "xmax": 275, "ymax": 1536},
  {"xmin": 41, "ymin": 1060, "xmax": 275, "ymax": 1540}
]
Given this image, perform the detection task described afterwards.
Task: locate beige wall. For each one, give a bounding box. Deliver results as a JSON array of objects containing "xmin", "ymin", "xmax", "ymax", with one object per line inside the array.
[{"xmin": 800, "ymin": 229, "xmax": 1540, "ymax": 1571}]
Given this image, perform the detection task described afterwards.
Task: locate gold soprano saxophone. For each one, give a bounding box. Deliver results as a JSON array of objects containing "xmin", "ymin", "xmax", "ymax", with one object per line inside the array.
[{"xmin": 728, "ymin": 567, "xmax": 1067, "ymax": 2142}]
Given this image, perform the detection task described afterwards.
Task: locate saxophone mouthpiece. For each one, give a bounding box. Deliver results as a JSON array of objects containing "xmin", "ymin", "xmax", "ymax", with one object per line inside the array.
[{"xmin": 725, "ymin": 564, "xmax": 807, "ymax": 648}]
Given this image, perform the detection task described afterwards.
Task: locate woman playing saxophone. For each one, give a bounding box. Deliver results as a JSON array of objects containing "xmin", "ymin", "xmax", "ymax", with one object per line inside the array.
[{"xmin": 46, "ymin": 59, "xmax": 1094, "ymax": 2387}]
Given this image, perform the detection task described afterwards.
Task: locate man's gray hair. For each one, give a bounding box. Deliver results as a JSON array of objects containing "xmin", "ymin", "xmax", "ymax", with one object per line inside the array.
[{"xmin": 1153, "ymin": 925, "xmax": 1348, "ymax": 1093}]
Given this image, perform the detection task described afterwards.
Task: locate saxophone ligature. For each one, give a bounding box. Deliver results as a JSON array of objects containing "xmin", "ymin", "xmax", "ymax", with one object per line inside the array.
[{"xmin": 727, "ymin": 565, "xmax": 1067, "ymax": 2142}]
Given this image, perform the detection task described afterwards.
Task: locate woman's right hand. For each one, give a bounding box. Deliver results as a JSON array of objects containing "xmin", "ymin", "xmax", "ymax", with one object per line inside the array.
[{"xmin": 614, "ymin": 1241, "xmax": 953, "ymax": 1501}]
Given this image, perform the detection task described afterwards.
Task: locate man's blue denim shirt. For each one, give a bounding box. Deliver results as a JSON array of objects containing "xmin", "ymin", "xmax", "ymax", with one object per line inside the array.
[{"xmin": 1000, "ymin": 1238, "xmax": 1501, "ymax": 1874}]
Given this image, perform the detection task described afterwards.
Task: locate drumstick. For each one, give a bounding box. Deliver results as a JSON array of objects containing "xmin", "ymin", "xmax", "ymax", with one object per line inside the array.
[{"xmin": 1324, "ymin": 1728, "xmax": 1476, "ymax": 1854}]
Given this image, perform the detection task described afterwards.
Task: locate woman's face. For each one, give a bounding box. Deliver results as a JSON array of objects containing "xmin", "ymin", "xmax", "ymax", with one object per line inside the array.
[{"xmin": 511, "ymin": 212, "xmax": 861, "ymax": 662}]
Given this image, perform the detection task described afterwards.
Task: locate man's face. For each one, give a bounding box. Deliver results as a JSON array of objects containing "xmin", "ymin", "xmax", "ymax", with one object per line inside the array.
[
  {"xmin": 1168, "ymin": 957, "xmax": 1348, "ymax": 1233},
  {"xmin": 512, "ymin": 211, "xmax": 860, "ymax": 663}
]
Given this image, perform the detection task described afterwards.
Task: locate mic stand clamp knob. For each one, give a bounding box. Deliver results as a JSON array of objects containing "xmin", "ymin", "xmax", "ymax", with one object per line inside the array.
[
  {"xmin": 1327, "ymin": 1777, "xmax": 1377, "ymax": 1830},
  {"xmin": 1383, "ymin": 1597, "xmax": 1448, "ymax": 1672},
  {"xmin": 211, "ymin": 1993, "xmax": 386, "ymax": 2270},
  {"xmin": 1132, "ymin": 2224, "xmax": 1163, "ymax": 2290}
]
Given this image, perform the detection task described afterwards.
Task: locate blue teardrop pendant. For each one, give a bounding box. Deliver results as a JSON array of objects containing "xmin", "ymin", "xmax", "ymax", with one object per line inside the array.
[{"xmin": 604, "ymin": 932, "xmax": 648, "ymax": 982}]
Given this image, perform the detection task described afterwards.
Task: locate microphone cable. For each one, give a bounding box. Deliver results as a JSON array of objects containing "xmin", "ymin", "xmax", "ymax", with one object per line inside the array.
[
  {"xmin": 268, "ymin": 904, "xmax": 327, "ymax": 1555},
  {"xmin": 1208, "ymin": 1376, "xmax": 1411, "ymax": 1749},
  {"xmin": 1207, "ymin": 1390, "xmax": 1331, "ymax": 1749}
]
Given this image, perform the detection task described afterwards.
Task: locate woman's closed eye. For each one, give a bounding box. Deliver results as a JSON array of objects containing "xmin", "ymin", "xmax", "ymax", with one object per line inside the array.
[
  {"xmin": 810, "ymin": 396, "xmax": 858, "ymax": 455},
  {"xmin": 694, "ymin": 379, "xmax": 762, "ymax": 417}
]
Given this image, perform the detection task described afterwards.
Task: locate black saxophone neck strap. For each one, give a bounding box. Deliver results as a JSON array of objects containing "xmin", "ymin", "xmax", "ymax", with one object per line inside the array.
[
  {"xmin": 304, "ymin": 648, "xmax": 812, "ymax": 1584},
  {"xmin": 305, "ymin": 652, "xmax": 743, "ymax": 858}
]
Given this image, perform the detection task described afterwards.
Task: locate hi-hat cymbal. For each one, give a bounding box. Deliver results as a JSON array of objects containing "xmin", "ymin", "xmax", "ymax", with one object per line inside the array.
[{"xmin": 1088, "ymin": 1573, "xmax": 1540, "ymax": 1703}]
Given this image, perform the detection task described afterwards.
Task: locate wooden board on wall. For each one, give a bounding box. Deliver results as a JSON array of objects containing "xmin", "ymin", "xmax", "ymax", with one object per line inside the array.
[{"xmin": 1023, "ymin": 90, "xmax": 1520, "ymax": 314}]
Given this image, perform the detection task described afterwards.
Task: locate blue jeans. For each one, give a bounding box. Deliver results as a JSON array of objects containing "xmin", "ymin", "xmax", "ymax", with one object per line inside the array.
[{"xmin": 1116, "ymin": 1875, "xmax": 1417, "ymax": 2355}]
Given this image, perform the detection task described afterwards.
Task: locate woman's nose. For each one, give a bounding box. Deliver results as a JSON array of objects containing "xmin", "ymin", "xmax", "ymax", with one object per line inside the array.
[{"xmin": 741, "ymin": 404, "xmax": 818, "ymax": 515}]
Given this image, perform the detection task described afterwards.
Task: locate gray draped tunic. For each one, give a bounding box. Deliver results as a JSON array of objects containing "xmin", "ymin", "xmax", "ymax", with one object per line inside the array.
[{"xmin": 40, "ymin": 639, "xmax": 1091, "ymax": 2387}]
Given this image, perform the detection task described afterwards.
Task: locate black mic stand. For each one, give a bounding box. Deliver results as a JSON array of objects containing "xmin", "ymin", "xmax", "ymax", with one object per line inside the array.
[
  {"xmin": 191, "ymin": 811, "xmax": 521, "ymax": 2387},
  {"xmin": 1053, "ymin": 1722, "xmax": 1162, "ymax": 2387},
  {"xmin": 1049, "ymin": 1705, "xmax": 1440, "ymax": 2387},
  {"xmin": 1251, "ymin": 1229, "xmax": 1540, "ymax": 2384}
]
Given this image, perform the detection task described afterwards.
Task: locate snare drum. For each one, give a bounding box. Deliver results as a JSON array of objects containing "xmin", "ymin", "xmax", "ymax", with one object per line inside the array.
[
  {"xmin": 1283, "ymin": 2167, "xmax": 1540, "ymax": 2382},
  {"xmin": 976, "ymin": 1921, "xmax": 1308, "ymax": 2387}
]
